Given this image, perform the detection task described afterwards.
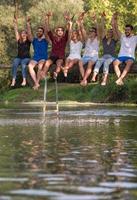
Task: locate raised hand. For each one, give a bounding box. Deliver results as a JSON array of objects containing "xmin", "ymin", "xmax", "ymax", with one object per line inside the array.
[
  {"xmin": 13, "ymin": 13, "xmax": 17, "ymax": 23},
  {"xmin": 26, "ymin": 16, "xmax": 31, "ymax": 23},
  {"xmin": 78, "ymin": 12, "xmax": 86, "ymax": 21},
  {"xmin": 112, "ymin": 12, "xmax": 118, "ymax": 22},
  {"xmin": 91, "ymin": 12, "xmax": 96, "ymax": 21},
  {"xmin": 76, "ymin": 20, "xmax": 80, "ymax": 26},
  {"xmin": 46, "ymin": 11, "xmax": 52, "ymax": 17},
  {"xmin": 111, "ymin": 12, "xmax": 118, "ymax": 26},
  {"xmin": 64, "ymin": 11, "xmax": 71, "ymax": 21},
  {"xmin": 101, "ymin": 12, "xmax": 106, "ymax": 18}
]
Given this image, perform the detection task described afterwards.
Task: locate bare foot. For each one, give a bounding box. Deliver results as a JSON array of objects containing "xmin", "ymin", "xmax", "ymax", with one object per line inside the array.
[
  {"xmin": 33, "ymin": 83, "xmax": 40, "ymax": 90},
  {"xmin": 91, "ymin": 78, "xmax": 96, "ymax": 82},
  {"xmin": 53, "ymin": 72, "xmax": 58, "ymax": 79},
  {"xmin": 63, "ymin": 68, "xmax": 68, "ymax": 77},
  {"xmin": 11, "ymin": 79, "xmax": 16, "ymax": 87},
  {"xmin": 80, "ymin": 80, "xmax": 87, "ymax": 86},
  {"xmin": 21, "ymin": 81, "xmax": 26, "ymax": 86},
  {"xmin": 116, "ymin": 78, "xmax": 124, "ymax": 86},
  {"xmin": 101, "ymin": 81, "xmax": 107, "ymax": 86},
  {"xmin": 40, "ymin": 71, "xmax": 45, "ymax": 80}
]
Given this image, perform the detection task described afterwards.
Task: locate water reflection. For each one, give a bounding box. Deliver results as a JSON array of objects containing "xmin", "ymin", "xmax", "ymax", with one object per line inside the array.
[{"xmin": 0, "ymin": 105, "xmax": 137, "ymax": 200}]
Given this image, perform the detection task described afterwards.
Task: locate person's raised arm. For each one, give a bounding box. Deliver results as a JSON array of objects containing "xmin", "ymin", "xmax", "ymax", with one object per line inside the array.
[
  {"xmin": 26, "ymin": 16, "xmax": 33, "ymax": 41},
  {"xmin": 100, "ymin": 12, "xmax": 106, "ymax": 39},
  {"xmin": 63, "ymin": 12, "xmax": 73, "ymax": 43},
  {"xmin": 45, "ymin": 12, "xmax": 52, "ymax": 32},
  {"xmin": 76, "ymin": 19, "xmax": 83, "ymax": 42},
  {"xmin": 44, "ymin": 13, "xmax": 52, "ymax": 42},
  {"xmin": 64, "ymin": 12, "xmax": 72, "ymax": 31},
  {"xmin": 13, "ymin": 14, "xmax": 20, "ymax": 41},
  {"xmin": 45, "ymin": 12, "xmax": 54, "ymax": 42},
  {"xmin": 111, "ymin": 13, "xmax": 121, "ymax": 40},
  {"xmin": 67, "ymin": 19, "xmax": 73, "ymax": 41},
  {"xmin": 91, "ymin": 13, "xmax": 100, "ymax": 41},
  {"xmin": 78, "ymin": 12, "xmax": 87, "ymax": 42}
]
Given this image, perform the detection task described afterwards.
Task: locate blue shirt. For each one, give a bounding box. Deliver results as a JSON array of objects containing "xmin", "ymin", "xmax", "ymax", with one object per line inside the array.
[{"xmin": 32, "ymin": 37, "xmax": 48, "ymax": 61}]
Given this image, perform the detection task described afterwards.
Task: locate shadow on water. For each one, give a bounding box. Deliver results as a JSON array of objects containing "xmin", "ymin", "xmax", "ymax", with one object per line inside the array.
[{"xmin": 0, "ymin": 104, "xmax": 137, "ymax": 200}]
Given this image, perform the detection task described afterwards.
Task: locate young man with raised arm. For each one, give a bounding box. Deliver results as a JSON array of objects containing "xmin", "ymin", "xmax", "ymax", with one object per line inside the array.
[
  {"xmin": 27, "ymin": 17, "xmax": 49, "ymax": 89},
  {"xmin": 112, "ymin": 13, "xmax": 137, "ymax": 85},
  {"xmin": 39, "ymin": 12, "xmax": 72, "ymax": 80}
]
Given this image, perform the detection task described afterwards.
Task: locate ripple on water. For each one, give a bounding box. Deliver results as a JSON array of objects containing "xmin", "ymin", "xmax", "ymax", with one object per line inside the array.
[
  {"xmin": 0, "ymin": 177, "xmax": 28, "ymax": 182},
  {"xmin": 100, "ymin": 182, "xmax": 137, "ymax": 189},
  {"xmin": 54, "ymin": 194, "xmax": 112, "ymax": 200},
  {"xmin": 10, "ymin": 189, "xmax": 63, "ymax": 197},
  {"xmin": 9, "ymin": 189, "xmax": 112, "ymax": 200},
  {"xmin": 107, "ymin": 172, "xmax": 137, "ymax": 178}
]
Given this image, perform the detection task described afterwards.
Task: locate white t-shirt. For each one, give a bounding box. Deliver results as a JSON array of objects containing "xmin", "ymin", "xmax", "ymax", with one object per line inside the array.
[
  {"xmin": 67, "ymin": 40, "xmax": 83, "ymax": 59},
  {"xmin": 83, "ymin": 37, "xmax": 99, "ymax": 58},
  {"xmin": 118, "ymin": 34, "xmax": 137, "ymax": 59}
]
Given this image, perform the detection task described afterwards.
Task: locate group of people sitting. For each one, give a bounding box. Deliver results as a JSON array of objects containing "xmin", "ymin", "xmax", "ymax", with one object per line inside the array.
[{"xmin": 11, "ymin": 12, "xmax": 137, "ymax": 89}]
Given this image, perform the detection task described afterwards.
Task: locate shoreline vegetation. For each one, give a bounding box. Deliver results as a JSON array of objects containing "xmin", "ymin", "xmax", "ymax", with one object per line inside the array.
[{"xmin": 0, "ymin": 74, "xmax": 137, "ymax": 106}]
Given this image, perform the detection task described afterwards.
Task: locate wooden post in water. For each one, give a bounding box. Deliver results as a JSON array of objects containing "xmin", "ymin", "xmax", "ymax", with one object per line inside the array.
[
  {"xmin": 43, "ymin": 77, "xmax": 47, "ymax": 116},
  {"xmin": 55, "ymin": 78, "xmax": 59, "ymax": 115}
]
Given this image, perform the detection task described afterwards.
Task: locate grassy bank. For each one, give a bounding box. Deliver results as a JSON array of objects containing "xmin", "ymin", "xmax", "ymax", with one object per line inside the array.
[{"xmin": 0, "ymin": 75, "xmax": 137, "ymax": 105}]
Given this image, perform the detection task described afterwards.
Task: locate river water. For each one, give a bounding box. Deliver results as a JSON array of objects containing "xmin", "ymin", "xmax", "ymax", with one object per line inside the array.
[{"xmin": 0, "ymin": 104, "xmax": 137, "ymax": 200}]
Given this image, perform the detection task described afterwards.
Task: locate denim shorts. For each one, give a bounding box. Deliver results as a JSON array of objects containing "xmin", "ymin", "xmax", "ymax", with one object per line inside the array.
[
  {"xmin": 117, "ymin": 56, "xmax": 134, "ymax": 62},
  {"xmin": 81, "ymin": 56, "xmax": 98, "ymax": 65}
]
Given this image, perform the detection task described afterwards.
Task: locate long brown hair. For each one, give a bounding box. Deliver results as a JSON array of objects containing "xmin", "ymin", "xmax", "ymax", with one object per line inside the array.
[{"xmin": 19, "ymin": 30, "xmax": 28, "ymax": 43}]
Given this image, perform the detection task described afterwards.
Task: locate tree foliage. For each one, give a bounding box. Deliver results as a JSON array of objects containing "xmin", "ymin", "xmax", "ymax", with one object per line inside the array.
[{"xmin": 83, "ymin": 0, "xmax": 137, "ymax": 30}]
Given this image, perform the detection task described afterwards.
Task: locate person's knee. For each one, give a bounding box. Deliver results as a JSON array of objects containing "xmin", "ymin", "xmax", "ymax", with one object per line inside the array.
[
  {"xmin": 38, "ymin": 63, "xmax": 44, "ymax": 70},
  {"xmin": 104, "ymin": 59, "xmax": 112, "ymax": 66},
  {"xmin": 126, "ymin": 60, "xmax": 133, "ymax": 67},
  {"xmin": 28, "ymin": 63, "xmax": 35, "ymax": 72},
  {"xmin": 79, "ymin": 60, "xmax": 83, "ymax": 66},
  {"xmin": 113, "ymin": 59, "xmax": 120, "ymax": 66},
  {"xmin": 56, "ymin": 61, "xmax": 63, "ymax": 67},
  {"xmin": 88, "ymin": 61, "xmax": 94, "ymax": 68},
  {"xmin": 12, "ymin": 59, "xmax": 20, "ymax": 67},
  {"xmin": 21, "ymin": 62, "xmax": 27, "ymax": 69}
]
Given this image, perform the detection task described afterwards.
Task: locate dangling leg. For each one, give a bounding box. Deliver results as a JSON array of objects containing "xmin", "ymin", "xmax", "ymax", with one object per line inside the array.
[
  {"xmin": 21, "ymin": 58, "xmax": 30, "ymax": 86},
  {"xmin": 11, "ymin": 58, "xmax": 21, "ymax": 86},
  {"xmin": 80, "ymin": 61, "xmax": 95, "ymax": 86},
  {"xmin": 116, "ymin": 60, "xmax": 133, "ymax": 85},
  {"xmin": 53, "ymin": 59, "xmax": 64, "ymax": 79},
  {"xmin": 28, "ymin": 60, "xmax": 37, "ymax": 88},
  {"xmin": 101, "ymin": 57, "xmax": 113, "ymax": 86},
  {"xmin": 91, "ymin": 58, "xmax": 104, "ymax": 82}
]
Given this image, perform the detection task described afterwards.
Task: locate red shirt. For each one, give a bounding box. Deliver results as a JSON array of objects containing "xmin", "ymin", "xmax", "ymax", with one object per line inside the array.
[{"xmin": 48, "ymin": 30, "xmax": 68, "ymax": 59}]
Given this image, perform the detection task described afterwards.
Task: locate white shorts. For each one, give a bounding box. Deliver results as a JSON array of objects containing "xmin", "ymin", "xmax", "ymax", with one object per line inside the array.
[{"xmin": 67, "ymin": 54, "xmax": 81, "ymax": 60}]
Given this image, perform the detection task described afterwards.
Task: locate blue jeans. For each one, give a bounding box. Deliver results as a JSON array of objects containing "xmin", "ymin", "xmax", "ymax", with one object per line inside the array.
[
  {"xmin": 94, "ymin": 55, "xmax": 114, "ymax": 74},
  {"xmin": 12, "ymin": 58, "xmax": 30, "ymax": 79}
]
